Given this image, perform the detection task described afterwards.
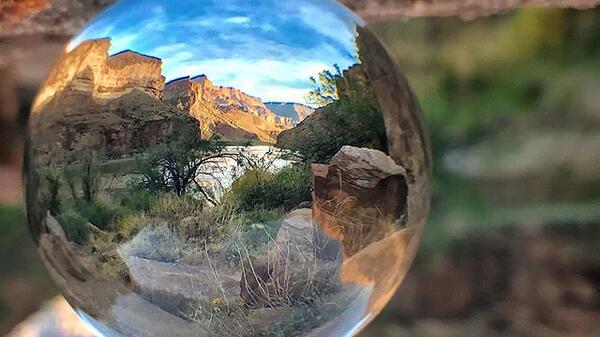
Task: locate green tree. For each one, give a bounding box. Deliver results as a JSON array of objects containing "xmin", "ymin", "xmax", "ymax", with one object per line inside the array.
[
  {"xmin": 305, "ymin": 65, "xmax": 342, "ymax": 107},
  {"xmin": 287, "ymin": 65, "xmax": 387, "ymax": 163},
  {"xmin": 137, "ymin": 130, "xmax": 229, "ymax": 204}
]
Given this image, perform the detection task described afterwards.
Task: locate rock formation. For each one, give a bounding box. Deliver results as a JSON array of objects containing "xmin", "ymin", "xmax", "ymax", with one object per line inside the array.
[
  {"xmin": 29, "ymin": 75, "xmax": 198, "ymax": 165},
  {"xmin": 123, "ymin": 255, "xmax": 239, "ymax": 319},
  {"xmin": 311, "ymin": 146, "xmax": 408, "ymax": 257},
  {"xmin": 265, "ymin": 102, "xmax": 314, "ymax": 124},
  {"xmin": 27, "ymin": 38, "xmax": 198, "ymax": 164},
  {"xmin": 275, "ymin": 103, "xmax": 329, "ymax": 149},
  {"xmin": 163, "ymin": 75, "xmax": 292, "ymax": 143},
  {"xmin": 33, "ymin": 38, "xmax": 165, "ymax": 112}
]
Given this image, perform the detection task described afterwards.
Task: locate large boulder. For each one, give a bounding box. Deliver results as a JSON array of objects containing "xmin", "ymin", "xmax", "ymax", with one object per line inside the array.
[
  {"xmin": 123, "ymin": 255, "xmax": 240, "ymax": 318},
  {"xmin": 312, "ymin": 145, "xmax": 408, "ymax": 257}
]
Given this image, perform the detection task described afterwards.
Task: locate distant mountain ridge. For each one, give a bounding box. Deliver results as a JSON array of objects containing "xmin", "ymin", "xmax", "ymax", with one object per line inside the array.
[{"xmin": 265, "ymin": 102, "xmax": 315, "ymax": 124}]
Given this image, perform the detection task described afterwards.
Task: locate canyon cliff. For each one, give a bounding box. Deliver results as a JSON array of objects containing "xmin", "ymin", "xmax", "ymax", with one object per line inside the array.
[
  {"xmin": 33, "ymin": 38, "xmax": 165, "ymax": 112},
  {"xmin": 29, "ymin": 38, "xmax": 198, "ymax": 164},
  {"xmin": 30, "ymin": 37, "xmax": 300, "ymax": 163},
  {"xmin": 163, "ymin": 75, "xmax": 292, "ymax": 143}
]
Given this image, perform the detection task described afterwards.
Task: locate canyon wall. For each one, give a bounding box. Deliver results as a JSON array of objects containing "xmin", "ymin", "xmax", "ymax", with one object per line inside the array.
[{"xmin": 33, "ymin": 38, "xmax": 165, "ymax": 112}]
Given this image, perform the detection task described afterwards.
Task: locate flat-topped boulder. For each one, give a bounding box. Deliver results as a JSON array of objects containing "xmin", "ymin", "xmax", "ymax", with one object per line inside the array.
[{"xmin": 312, "ymin": 146, "xmax": 408, "ymax": 257}]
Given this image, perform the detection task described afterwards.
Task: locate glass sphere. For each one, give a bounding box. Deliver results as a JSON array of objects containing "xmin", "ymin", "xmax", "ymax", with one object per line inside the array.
[{"xmin": 24, "ymin": 0, "xmax": 430, "ymax": 336}]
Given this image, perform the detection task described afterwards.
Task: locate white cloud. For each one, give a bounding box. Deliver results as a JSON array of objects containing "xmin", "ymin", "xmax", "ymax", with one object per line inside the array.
[
  {"xmin": 225, "ymin": 16, "xmax": 251, "ymax": 25},
  {"xmin": 166, "ymin": 58, "xmax": 333, "ymax": 103}
]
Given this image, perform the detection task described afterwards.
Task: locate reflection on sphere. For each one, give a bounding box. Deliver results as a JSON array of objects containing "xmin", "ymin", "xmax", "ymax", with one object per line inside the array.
[{"xmin": 24, "ymin": 0, "xmax": 430, "ymax": 336}]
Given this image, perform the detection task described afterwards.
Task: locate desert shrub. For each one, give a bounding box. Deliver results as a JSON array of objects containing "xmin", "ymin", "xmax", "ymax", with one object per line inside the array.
[
  {"xmin": 87, "ymin": 229, "xmax": 116, "ymax": 254},
  {"xmin": 148, "ymin": 193, "xmax": 205, "ymax": 224},
  {"xmin": 57, "ymin": 211, "xmax": 88, "ymax": 244},
  {"xmin": 120, "ymin": 224, "xmax": 190, "ymax": 263},
  {"xmin": 274, "ymin": 165, "xmax": 312, "ymax": 209},
  {"xmin": 63, "ymin": 151, "xmax": 100, "ymax": 204},
  {"xmin": 98, "ymin": 258, "xmax": 130, "ymax": 280},
  {"xmin": 226, "ymin": 165, "xmax": 311, "ymax": 212},
  {"xmin": 76, "ymin": 200, "xmax": 122, "ymax": 231},
  {"xmin": 206, "ymin": 208, "xmax": 284, "ymax": 264},
  {"xmin": 283, "ymin": 67, "xmax": 386, "ymax": 163},
  {"xmin": 115, "ymin": 213, "xmax": 154, "ymax": 239},
  {"xmin": 137, "ymin": 131, "xmax": 226, "ymax": 203},
  {"xmin": 120, "ymin": 189, "xmax": 157, "ymax": 213},
  {"xmin": 239, "ymin": 209, "xmax": 283, "ymax": 251}
]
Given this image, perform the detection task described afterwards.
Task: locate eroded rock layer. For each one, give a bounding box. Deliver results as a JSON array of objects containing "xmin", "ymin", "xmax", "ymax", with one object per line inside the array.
[
  {"xmin": 33, "ymin": 38, "xmax": 165, "ymax": 112},
  {"xmin": 163, "ymin": 76, "xmax": 292, "ymax": 143}
]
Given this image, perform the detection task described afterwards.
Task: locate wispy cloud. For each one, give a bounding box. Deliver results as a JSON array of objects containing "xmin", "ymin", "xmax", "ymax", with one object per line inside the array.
[
  {"xmin": 69, "ymin": 0, "xmax": 360, "ymax": 104},
  {"xmin": 225, "ymin": 16, "xmax": 251, "ymax": 24}
]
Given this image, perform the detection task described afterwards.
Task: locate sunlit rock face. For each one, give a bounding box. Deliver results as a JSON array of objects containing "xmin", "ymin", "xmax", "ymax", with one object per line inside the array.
[
  {"xmin": 163, "ymin": 75, "xmax": 292, "ymax": 143},
  {"xmin": 33, "ymin": 38, "xmax": 165, "ymax": 111},
  {"xmin": 24, "ymin": 1, "xmax": 430, "ymax": 336}
]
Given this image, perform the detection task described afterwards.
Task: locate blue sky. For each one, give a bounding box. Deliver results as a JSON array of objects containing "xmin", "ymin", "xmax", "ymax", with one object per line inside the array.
[{"xmin": 69, "ymin": 0, "xmax": 364, "ymax": 104}]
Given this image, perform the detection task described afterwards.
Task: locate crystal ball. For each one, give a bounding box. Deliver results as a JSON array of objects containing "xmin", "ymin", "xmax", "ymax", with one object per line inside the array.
[{"xmin": 24, "ymin": 0, "xmax": 430, "ymax": 336}]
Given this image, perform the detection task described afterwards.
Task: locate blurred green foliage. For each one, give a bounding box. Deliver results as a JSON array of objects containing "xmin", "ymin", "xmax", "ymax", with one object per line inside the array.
[
  {"xmin": 373, "ymin": 8, "xmax": 600, "ymax": 257},
  {"xmin": 374, "ymin": 8, "xmax": 600, "ymax": 163}
]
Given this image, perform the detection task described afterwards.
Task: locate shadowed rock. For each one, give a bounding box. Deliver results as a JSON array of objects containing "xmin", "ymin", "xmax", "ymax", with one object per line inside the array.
[
  {"xmin": 123, "ymin": 256, "xmax": 239, "ymax": 318},
  {"xmin": 312, "ymin": 146, "xmax": 408, "ymax": 257}
]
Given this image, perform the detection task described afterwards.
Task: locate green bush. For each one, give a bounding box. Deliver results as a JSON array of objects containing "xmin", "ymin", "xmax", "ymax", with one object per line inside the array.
[
  {"xmin": 76, "ymin": 201, "xmax": 122, "ymax": 231},
  {"xmin": 57, "ymin": 211, "xmax": 88, "ymax": 244},
  {"xmin": 226, "ymin": 165, "xmax": 311, "ymax": 212},
  {"xmin": 119, "ymin": 224, "xmax": 190, "ymax": 263},
  {"xmin": 149, "ymin": 193, "xmax": 205, "ymax": 224},
  {"xmin": 239, "ymin": 209, "xmax": 283, "ymax": 251},
  {"xmin": 121, "ymin": 190, "xmax": 157, "ymax": 213},
  {"xmin": 41, "ymin": 172, "xmax": 62, "ymax": 216},
  {"xmin": 115, "ymin": 212, "xmax": 154, "ymax": 239},
  {"xmin": 281, "ymin": 68, "xmax": 386, "ymax": 163}
]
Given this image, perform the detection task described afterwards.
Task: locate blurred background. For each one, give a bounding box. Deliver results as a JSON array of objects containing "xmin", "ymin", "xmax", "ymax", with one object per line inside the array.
[{"xmin": 1, "ymin": 1, "xmax": 599, "ymax": 337}]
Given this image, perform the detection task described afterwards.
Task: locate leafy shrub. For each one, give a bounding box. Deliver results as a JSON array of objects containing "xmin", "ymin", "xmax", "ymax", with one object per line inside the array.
[
  {"xmin": 226, "ymin": 165, "xmax": 311, "ymax": 212},
  {"xmin": 98, "ymin": 257, "xmax": 130, "ymax": 280},
  {"xmin": 282, "ymin": 67, "xmax": 386, "ymax": 163},
  {"xmin": 120, "ymin": 190, "xmax": 157, "ymax": 213},
  {"xmin": 41, "ymin": 172, "xmax": 62, "ymax": 216},
  {"xmin": 137, "ymin": 131, "xmax": 226, "ymax": 201},
  {"xmin": 148, "ymin": 193, "xmax": 205, "ymax": 224},
  {"xmin": 76, "ymin": 201, "xmax": 122, "ymax": 231},
  {"xmin": 115, "ymin": 212, "xmax": 154, "ymax": 239},
  {"xmin": 239, "ymin": 209, "xmax": 283, "ymax": 251},
  {"xmin": 57, "ymin": 211, "xmax": 88, "ymax": 244}
]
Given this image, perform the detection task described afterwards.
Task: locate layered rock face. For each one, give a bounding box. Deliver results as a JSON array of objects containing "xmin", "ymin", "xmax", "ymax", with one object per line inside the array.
[
  {"xmin": 33, "ymin": 38, "xmax": 165, "ymax": 112},
  {"xmin": 265, "ymin": 102, "xmax": 314, "ymax": 124},
  {"xmin": 311, "ymin": 146, "xmax": 408, "ymax": 257},
  {"xmin": 164, "ymin": 75, "xmax": 292, "ymax": 143},
  {"xmin": 29, "ymin": 39, "xmax": 198, "ymax": 164},
  {"xmin": 30, "ymin": 88, "xmax": 199, "ymax": 164}
]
